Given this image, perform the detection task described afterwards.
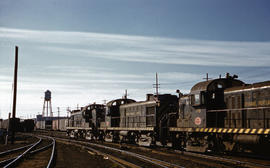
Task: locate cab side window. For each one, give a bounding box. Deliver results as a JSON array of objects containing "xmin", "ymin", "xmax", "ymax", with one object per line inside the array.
[
  {"xmin": 201, "ymin": 91, "xmax": 205, "ymax": 105},
  {"xmin": 190, "ymin": 93, "xmax": 200, "ymax": 106}
]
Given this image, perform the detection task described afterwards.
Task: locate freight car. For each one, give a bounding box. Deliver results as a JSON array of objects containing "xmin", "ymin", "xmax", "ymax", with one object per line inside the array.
[
  {"xmin": 0, "ymin": 119, "xmax": 5, "ymax": 143},
  {"xmin": 0, "ymin": 118, "xmax": 34, "ymax": 132},
  {"xmin": 0, "ymin": 118, "xmax": 20, "ymax": 132},
  {"xmin": 20, "ymin": 119, "xmax": 35, "ymax": 132},
  {"xmin": 36, "ymin": 115, "xmax": 68, "ymax": 131},
  {"xmin": 169, "ymin": 73, "xmax": 270, "ymax": 154},
  {"xmin": 52, "ymin": 118, "xmax": 68, "ymax": 131}
]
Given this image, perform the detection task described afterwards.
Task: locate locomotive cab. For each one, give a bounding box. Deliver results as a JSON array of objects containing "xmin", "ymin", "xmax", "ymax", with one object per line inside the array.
[
  {"xmin": 105, "ymin": 99, "xmax": 136, "ymax": 127},
  {"xmin": 174, "ymin": 74, "xmax": 246, "ymax": 153},
  {"xmin": 82, "ymin": 104, "xmax": 105, "ymax": 128},
  {"xmin": 177, "ymin": 74, "xmax": 244, "ymax": 129},
  {"xmin": 190, "ymin": 91, "xmax": 206, "ymax": 107},
  {"xmin": 82, "ymin": 106, "xmax": 92, "ymax": 122}
]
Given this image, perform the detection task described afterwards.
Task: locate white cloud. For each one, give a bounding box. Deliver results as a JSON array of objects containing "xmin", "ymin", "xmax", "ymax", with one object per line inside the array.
[
  {"xmin": 1, "ymin": 27, "xmax": 270, "ymax": 67},
  {"xmin": 1, "ymin": 27, "xmax": 269, "ymax": 119}
]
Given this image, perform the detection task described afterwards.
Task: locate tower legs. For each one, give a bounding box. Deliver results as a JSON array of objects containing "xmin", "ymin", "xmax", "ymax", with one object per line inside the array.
[{"xmin": 42, "ymin": 99, "xmax": 52, "ymax": 117}]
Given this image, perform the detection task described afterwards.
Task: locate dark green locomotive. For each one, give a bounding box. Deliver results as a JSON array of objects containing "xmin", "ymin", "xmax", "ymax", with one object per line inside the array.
[{"xmin": 170, "ymin": 73, "xmax": 270, "ymax": 153}]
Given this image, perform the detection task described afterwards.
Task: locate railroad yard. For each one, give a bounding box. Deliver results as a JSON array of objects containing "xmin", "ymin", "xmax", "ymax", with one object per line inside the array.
[
  {"xmin": 0, "ymin": 131, "xmax": 270, "ymax": 168},
  {"xmin": 1, "ymin": 1, "xmax": 270, "ymax": 168},
  {"xmin": 1, "ymin": 74, "xmax": 270, "ymax": 168},
  {"xmin": 1, "ymin": 73, "xmax": 270, "ymax": 168}
]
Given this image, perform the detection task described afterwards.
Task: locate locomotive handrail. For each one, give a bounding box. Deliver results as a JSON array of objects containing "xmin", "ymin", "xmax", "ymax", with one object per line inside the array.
[{"xmin": 207, "ymin": 106, "xmax": 270, "ymax": 112}]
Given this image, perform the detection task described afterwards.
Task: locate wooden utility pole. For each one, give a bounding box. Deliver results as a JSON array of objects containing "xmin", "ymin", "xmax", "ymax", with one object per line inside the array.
[
  {"xmin": 57, "ymin": 107, "xmax": 60, "ymax": 130},
  {"xmin": 5, "ymin": 113, "xmax": 11, "ymax": 145},
  {"xmin": 66, "ymin": 107, "xmax": 70, "ymax": 127},
  {"xmin": 156, "ymin": 72, "xmax": 158, "ymax": 96},
  {"xmin": 11, "ymin": 46, "xmax": 18, "ymax": 144}
]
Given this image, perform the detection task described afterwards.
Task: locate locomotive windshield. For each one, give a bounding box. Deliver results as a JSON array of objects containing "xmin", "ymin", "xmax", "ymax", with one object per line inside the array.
[
  {"xmin": 195, "ymin": 94, "xmax": 200, "ymax": 104},
  {"xmin": 191, "ymin": 93, "xmax": 201, "ymax": 106},
  {"xmin": 105, "ymin": 107, "xmax": 111, "ymax": 116}
]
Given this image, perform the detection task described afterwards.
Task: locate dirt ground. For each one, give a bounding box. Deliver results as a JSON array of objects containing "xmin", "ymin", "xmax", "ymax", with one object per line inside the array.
[
  {"xmin": 0, "ymin": 134, "xmax": 37, "ymax": 152},
  {"xmin": 17, "ymin": 148, "xmax": 52, "ymax": 168},
  {"xmin": 55, "ymin": 141, "xmax": 120, "ymax": 168},
  {"xmin": 1, "ymin": 134, "xmax": 120, "ymax": 168}
]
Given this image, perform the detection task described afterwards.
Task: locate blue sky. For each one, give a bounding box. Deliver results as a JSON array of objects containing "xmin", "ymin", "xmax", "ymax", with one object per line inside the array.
[{"xmin": 0, "ymin": 0, "xmax": 270, "ymax": 119}]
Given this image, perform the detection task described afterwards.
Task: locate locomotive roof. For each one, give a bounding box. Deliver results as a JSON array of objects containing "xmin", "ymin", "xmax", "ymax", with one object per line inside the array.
[
  {"xmin": 191, "ymin": 80, "xmax": 213, "ymax": 92},
  {"xmin": 190, "ymin": 78, "xmax": 244, "ymax": 93},
  {"xmin": 70, "ymin": 109, "xmax": 82, "ymax": 115},
  {"xmin": 120, "ymin": 100, "xmax": 157, "ymax": 108},
  {"xmin": 225, "ymin": 80, "xmax": 270, "ymax": 93},
  {"xmin": 106, "ymin": 98, "xmax": 136, "ymax": 106},
  {"xmin": 80, "ymin": 103, "xmax": 104, "ymax": 111}
]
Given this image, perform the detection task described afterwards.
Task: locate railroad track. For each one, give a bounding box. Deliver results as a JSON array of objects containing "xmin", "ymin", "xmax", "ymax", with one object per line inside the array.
[
  {"xmin": 0, "ymin": 135, "xmax": 39, "ymax": 153},
  {"xmin": 35, "ymin": 130, "xmax": 270, "ymax": 168},
  {"xmin": 127, "ymin": 144, "xmax": 270, "ymax": 168},
  {"xmin": 174, "ymin": 150, "xmax": 270, "ymax": 168},
  {"xmin": 96, "ymin": 140, "xmax": 270, "ymax": 168},
  {"xmin": 0, "ymin": 135, "xmax": 56, "ymax": 168},
  {"xmin": 55, "ymin": 137, "xmax": 185, "ymax": 168},
  {"xmin": 81, "ymin": 140, "xmax": 270, "ymax": 168},
  {"xmin": 100, "ymin": 143, "xmax": 234, "ymax": 168}
]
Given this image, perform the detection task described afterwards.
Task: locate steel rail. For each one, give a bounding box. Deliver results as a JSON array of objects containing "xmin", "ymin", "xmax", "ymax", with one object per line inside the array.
[
  {"xmin": 84, "ymin": 145, "xmax": 139, "ymax": 168},
  {"xmin": 175, "ymin": 150, "xmax": 270, "ymax": 168},
  {"xmin": 3, "ymin": 137, "xmax": 42, "ymax": 168},
  {"xmin": 55, "ymin": 137, "xmax": 185, "ymax": 168},
  {"xmin": 57, "ymin": 138, "xmax": 144, "ymax": 168},
  {"xmin": 0, "ymin": 143, "xmax": 35, "ymax": 156},
  {"xmin": 44, "ymin": 136, "xmax": 56, "ymax": 168},
  {"xmin": 23, "ymin": 134, "xmax": 56, "ymax": 168},
  {"xmin": 0, "ymin": 158, "xmax": 16, "ymax": 167},
  {"xmin": 55, "ymin": 138, "xmax": 138, "ymax": 168},
  {"xmin": 0, "ymin": 137, "xmax": 55, "ymax": 167},
  {"xmin": 88, "ymin": 142, "xmax": 184, "ymax": 168},
  {"xmin": 31, "ymin": 142, "xmax": 53, "ymax": 154}
]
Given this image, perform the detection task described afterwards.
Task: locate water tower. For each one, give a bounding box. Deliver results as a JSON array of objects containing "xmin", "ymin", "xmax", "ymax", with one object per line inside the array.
[{"xmin": 42, "ymin": 90, "xmax": 53, "ymax": 117}]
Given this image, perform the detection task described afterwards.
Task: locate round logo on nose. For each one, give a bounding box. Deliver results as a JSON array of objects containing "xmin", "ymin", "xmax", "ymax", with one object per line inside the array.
[{"xmin": 195, "ymin": 117, "xmax": 201, "ymax": 125}]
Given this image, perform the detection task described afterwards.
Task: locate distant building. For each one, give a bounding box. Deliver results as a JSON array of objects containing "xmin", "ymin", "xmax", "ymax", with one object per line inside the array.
[{"xmin": 35, "ymin": 115, "xmax": 68, "ymax": 130}]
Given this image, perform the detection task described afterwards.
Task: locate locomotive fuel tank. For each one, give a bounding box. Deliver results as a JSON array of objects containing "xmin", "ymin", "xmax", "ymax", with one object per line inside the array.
[{"xmin": 233, "ymin": 134, "xmax": 261, "ymax": 144}]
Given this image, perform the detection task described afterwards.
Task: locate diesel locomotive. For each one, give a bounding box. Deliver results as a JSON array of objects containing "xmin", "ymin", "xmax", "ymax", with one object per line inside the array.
[
  {"xmin": 170, "ymin": 73, "xmax": 270, "ymax": 153},
  {"xmin": 67, "ymin": 73, "xmax": 270, "ymax": 154}
]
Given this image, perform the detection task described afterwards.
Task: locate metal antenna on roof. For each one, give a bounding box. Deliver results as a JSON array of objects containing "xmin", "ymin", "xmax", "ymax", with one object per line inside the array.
[
  {"xmin": 122, "ymin": 89, "xmax": 129, "ymax": 99},
  {"xmin": 203, "ymin": 73, "xmax": 212, "ymax": 81},
  {"xmin": 153, "ymin": 72, "xmax": 160, "ymax": 98},
  {"xmin": 125, "ymin": 89, "xmax": 127, "ymax": 99}
]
